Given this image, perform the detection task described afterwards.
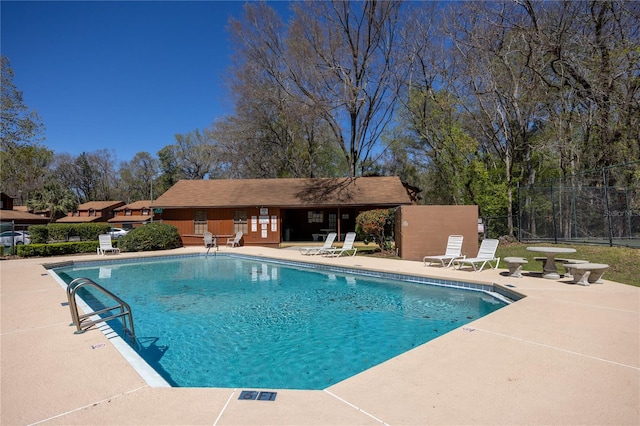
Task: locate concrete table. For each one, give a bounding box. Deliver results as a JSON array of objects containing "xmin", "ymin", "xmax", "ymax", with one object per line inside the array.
[{"xmin": 526, "ymin": 246, "xmax": 577, "ymax": 279}]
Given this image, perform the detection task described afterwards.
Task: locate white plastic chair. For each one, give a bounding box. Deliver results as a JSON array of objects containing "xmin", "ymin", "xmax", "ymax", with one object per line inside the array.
[
  {"xmin": 97, "ymin": 234, "xmax": 120, "ymax": 255},
  {"xmin": 226, "ymin": 231, "xmax": 243, "ymax": 247},
  {"xmin": 203, "ymin": 231, "xmax": 215, "ymax": 248}
]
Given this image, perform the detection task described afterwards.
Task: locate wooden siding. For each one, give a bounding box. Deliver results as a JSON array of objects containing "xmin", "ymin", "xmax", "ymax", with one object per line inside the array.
[
  {"xmin": 160, "ymin": 207, "xmax": 282, "ymax": 247},
  {"xmin": 162, "ymin": 205, "xmax": 399, "ymax": 247},
  {"xmin": 110, "ymin": 204, "xmax": 155, "ymax": 227},
  {"xmin": 1, "ymin": 193, "xmax": 14, "ymax": 210}
]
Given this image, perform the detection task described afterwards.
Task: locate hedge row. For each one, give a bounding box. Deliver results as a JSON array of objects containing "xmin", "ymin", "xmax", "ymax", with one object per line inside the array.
[
  {"xmin": 17, "ymin": 241, "xmax": 101, "ymax": 257},
  {"xmin": 29, "ymin": 223, "xmax": 112, "ymax": 244},
  {"xmin": 14, "ymin": 223, "xmax": 181, "ymax": 257}
]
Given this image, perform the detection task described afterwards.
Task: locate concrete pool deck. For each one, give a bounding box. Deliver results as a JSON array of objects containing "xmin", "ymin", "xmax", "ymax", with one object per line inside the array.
[{"xmin": 1, "ymin": 246, "xmax": 638, "ymax": 425}]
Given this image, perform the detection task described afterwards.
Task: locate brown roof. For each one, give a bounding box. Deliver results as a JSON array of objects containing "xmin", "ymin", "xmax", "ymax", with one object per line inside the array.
[
  {"xmin": 12, "ymin": 205, "xmax": 51, "ymax": 215},
  {"xmin": 55, "ymin": 216, "xmax": 104, "ymax": 223},
  {"xmin": 0, "ymin": 210, "xmax": 50, "ymax": 223},
  {"xmin": 151, "ymin": 177, "xmax": 413, "ymax": 209},
  {"xmin": 108, "ymin": 215, "xmax": 152, "ymax": 223},
  {"xmin": 114, "ymin": 201, "xmax": 152, "ymax": 211},
  {"xmin": 77, "ymin": 201, "xmax": 125, "ymax": 210}
]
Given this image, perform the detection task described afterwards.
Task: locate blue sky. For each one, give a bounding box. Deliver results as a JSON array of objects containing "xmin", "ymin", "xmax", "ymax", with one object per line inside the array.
[{"xmin": 1, "ymin": 1, "xmax": 290, "ymax": 163}]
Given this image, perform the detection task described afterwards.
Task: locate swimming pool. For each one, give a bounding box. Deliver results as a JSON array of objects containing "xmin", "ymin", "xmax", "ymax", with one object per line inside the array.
[{"xmin": 53, "ymin": 254, "xmax": 508, "ymax": 390}]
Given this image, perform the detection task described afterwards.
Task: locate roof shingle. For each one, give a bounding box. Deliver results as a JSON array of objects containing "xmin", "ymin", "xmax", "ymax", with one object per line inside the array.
[
  {"xmin": 77, "ymin": 201, "xmax": 125, "ymax": 210},
  {"xmin": 55, "ymin": 216, "xmax": 104, "ymax": 223},
  {"xmin": 0, "ymin": 210, "xmax": 50, "ymax": 222},
  {"xmin": 114, "ymin": 201, "xmax": 152, "ymax": 211},
  {"xmin": 152, "ymin": 177, "xmax": 413, "ymax": 209}
]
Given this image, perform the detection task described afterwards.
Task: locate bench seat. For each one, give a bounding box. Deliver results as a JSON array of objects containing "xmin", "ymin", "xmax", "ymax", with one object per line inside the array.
[
  {"xmin": 563, "ymin": 263, "xmax": 609, "ymax": 286},
  {"xmin": 504, "ymin": 257, "xmax": 528, "ymax": 278},
  {"xmin": 556, "ymin": 258, "xmax": 589, "ymax": 264},
  {"xmin": 535, "ymin": 257, "xmax": 589, "ymax": 277},
  {"xmin": 556, "ymin": 258, "xmax": 589, "ymax": 278}
]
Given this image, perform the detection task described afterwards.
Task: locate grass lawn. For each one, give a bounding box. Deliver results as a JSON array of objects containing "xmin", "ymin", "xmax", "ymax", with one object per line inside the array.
[
  {"xmin": 356, "ymin": 241, "xmax": 639, "ymax": 287},
  {"xmin": 495, "ymin": 242, "xmax": 640, "ymax": 287}
]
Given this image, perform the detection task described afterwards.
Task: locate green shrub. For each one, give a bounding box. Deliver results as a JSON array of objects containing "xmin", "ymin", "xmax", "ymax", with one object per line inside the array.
[
  {"xmin": 355, "ymin": 208, "xmax": 396, "ymax": 252},
  {"xmin": 28, "ymin": 225, "xmax": 49, "ymax": 244},
  {"xmin": 46, "ymin": 224, "xmax": 75, "ymax": 242},
  {"xmin": 29, "ymin": 223, "xmax": 111, "ymax": 243},
  {"xmin": 78, "ymin": 223, "xmax": 112, "ymax": 241},
  {"xmin": 17, "ymin": 241, "xmax": 100, "ymax": 257},
  {"xmin": 117, "ymin": 223, "xmax": 181, "ymax": 252}
]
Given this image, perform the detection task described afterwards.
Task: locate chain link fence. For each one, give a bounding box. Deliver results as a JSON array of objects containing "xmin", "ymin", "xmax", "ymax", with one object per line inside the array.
[{"xmin": 482, "ymin": 162, "xmax": 640, "ymax": 248}]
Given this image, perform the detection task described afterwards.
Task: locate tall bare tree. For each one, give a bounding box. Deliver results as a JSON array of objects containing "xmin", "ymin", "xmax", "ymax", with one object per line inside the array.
[
  {"xmin": 214, "ymin": 35, "xmax": 345, "ymax": 180},
  {"xmin": 228, "ymin": 0, "xmax": 402, "ymax": 177},
  {"xmin": 447, "ymin": 1, "xmax": 550, "ymax": 234},
  {"xmin": 50, "ymin": 150, "xmax": 118, "ymax": 202},
  {"xmin": 118, "ymin": 152, "xmax": 160, "ymax": 202},
  {"xmin": 389, "ymin": 3, "xmax": 484, "ymax": 205},
  {"xmin": 521, "ymin": 0, "xmax": 640, "ymax": 178},
  {"xmin": 171, "ymin": 129, "xmax": 224, "ymax": 180}
]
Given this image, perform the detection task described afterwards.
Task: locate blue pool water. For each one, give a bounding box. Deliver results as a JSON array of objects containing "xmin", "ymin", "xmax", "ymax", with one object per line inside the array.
[{"xmin": 55, "ymin": 255, "xmax": 506, "ymax": 389}]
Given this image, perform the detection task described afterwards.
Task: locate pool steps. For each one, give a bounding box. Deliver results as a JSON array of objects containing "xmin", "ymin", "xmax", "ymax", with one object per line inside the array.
[{"xmin": 66, "ymin": 277, "xmax": 136, "ymax": 343}]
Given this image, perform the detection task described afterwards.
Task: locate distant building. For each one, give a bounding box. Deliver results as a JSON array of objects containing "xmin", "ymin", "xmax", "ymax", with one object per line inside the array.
[
  {"xmin": 56, "ymin": 201, "xmax": 125, "ymax": 223},
  {"xmin": 108, "ymin": 200, "xmax": 159, "ymax": 229}
]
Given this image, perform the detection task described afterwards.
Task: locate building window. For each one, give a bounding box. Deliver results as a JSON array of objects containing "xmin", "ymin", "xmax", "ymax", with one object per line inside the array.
[
  {"xmin": 234, "ymin": 210, "xmax": 248, "ymax": 234},
  {"xmin": 328, "ymin": 213, "xmax": 337, "ymax": 230},
  {"xmin": 142, "ymin": 208, "xmax": 149, "ymax": 216},
  {"xmin": 89, "ymin": 209, "xmax": 95, "ymax": 216},
  {"xmin": 308, "ymin": 211, "xmax": 323, "ymax": 223},
  {"xmin": 194, "ymin": 210, "xmax": 208, "ymax": 234},
  {"xmin": 125, "ymin": 209, "xmax": 132, "ymax": 216},
  {"xmin": 73, "ymin": 211, "xmax": 79, "ymax": 217}
]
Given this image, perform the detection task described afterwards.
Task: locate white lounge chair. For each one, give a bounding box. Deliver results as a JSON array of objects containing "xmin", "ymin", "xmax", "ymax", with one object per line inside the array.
[
  {"xmin": 226, "ymin": 231, "xmax": 243, "ymax": 247},
  {"xmin": 453, "ymin": 238, "xmax": 500, "ymax": 272},
  {"xmin": 322, "ymin": 232, "xmax": 357, "ymax": 257},
  {"xmin": 423, "ymin": 235, "xmax": 464, "ymax": 268},
  {"xmin": 97, "ymin": 234, "xmax": 120, "ymax": 255},
  {"xmin": 299, "ymin": 232, "xmax": 337, "ymax": 255}
]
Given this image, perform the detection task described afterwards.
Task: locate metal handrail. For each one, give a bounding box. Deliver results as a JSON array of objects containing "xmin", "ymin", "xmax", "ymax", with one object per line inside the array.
[{"xmin": 66, "ymin": 277, "xmax": 136, "ymax": 344}]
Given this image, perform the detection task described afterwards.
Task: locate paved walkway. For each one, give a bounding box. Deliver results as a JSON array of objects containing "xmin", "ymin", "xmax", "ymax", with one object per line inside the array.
[{"xmin": 1, "ymin": 246, "xmax": 638, "ymax": 425}]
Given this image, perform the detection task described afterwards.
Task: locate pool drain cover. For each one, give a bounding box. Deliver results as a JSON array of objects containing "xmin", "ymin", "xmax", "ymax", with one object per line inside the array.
[
  {"xmin": 239, "ymin": 391, "xmax": 258, "ymax": 400},
  {"xmin": 258, "ymin": 391, "xmax": 277, "ymax": 401},
  {"xmin": 239, "ymin": 390, "xmax": 277, "ymax": 401}
]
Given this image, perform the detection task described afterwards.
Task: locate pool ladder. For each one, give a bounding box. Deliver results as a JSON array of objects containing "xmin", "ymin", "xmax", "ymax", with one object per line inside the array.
[{"xmin": 66, "ymin": 277, "xmax": 136, "ymax": 344}]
